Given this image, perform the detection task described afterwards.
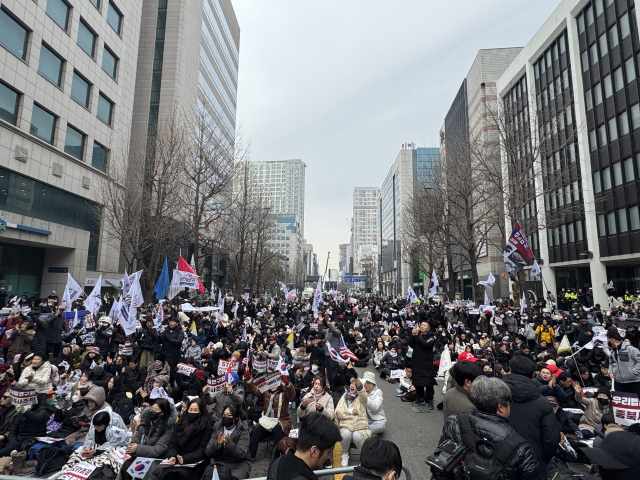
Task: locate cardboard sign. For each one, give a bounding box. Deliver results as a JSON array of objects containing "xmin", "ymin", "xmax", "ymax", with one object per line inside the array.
[
  {"xmin": 267, "ymin": 359, "xmax": 279, "ymax": 372},
  {"xmin": 207, "ymin": 375, "xmax": 226, "ymax": 396},
  {"xmin": 309, "ymin": 323, "xmax": 318, "ymax": 331},
  {"xmin": 295, "ymin": 321, "xmax": 305, "ymax": 332},
  {"xmin": 253, "ymin": 371, "xmax": 283, "ymax": 393},
  {"xmin": 252, "ymin": 357, "xmax": 267, "ymax": 373},
  {"xmin": 177, "ymin": 363, "xmax": 197, "ymax": 376},
  {"xmin": 217, "ymin": 359, "xmax": 239, "ymax": 376},
  {"xmin": 9, "ymin": 387, "xmax": 37, "ymax": 406},
  {"xmin": 106, "ymin": 447, "xmax": 130, "ymax": 465},
  {"xmin": 118, "ymin": 344, "xmax": 133, "ymax": 356},
  {"xmin": 563, "ymin": 408, "xmax": 585, "ymax": 415},
  {"xmin": 612, "ymin": 391, "xmax": 640, "ymax": 425},
  {"xmin": 390, "ymin": 369, "xmax": 403, "ymax": 379},
  {"xmin": 59, "ymin": 462, "xmax": 96, "ymax": 480},
  {"xmin": 126, "ymin": 457, "xmax": 156, "ymax": 478},
  {"xmin": 288, "ymin": 428, "xmax": 298, "ymax": 438}
]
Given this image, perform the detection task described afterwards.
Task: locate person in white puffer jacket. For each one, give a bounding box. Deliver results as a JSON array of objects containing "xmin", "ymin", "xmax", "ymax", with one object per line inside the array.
[
  {"xmin": 363, "ymin": 371, "xmax": 386, "ymax": 434},
  {"xmin": 16, "ymin": 353, "xmax": 52, "ymax": 394}
]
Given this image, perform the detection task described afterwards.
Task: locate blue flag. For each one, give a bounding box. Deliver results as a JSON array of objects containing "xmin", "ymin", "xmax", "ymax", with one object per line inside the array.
[{"xmin": 154, "ymin": 257, "xmax": 170, "ymax": 300}]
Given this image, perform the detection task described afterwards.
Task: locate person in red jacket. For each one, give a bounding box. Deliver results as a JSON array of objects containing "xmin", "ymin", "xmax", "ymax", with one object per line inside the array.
[{"xmin": 0, "ymin": 311, "xmax": 21, "ymax": 360}]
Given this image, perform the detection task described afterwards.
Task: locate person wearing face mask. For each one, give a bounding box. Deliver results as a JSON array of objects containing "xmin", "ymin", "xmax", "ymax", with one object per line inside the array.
[
  {"xmin": 343, "ymin": 437, "xmax": 402, "ymax": 480},
  {"xmin": 607, "ymin": 329, "xmax": 640, "ymax": 396},
  {"xmin": 573, "ymin": 384, "xmax": 612, "ymax": 439},
  {"xmin": 62, "ymin": 386, "xmax": 109, "ymax": 447},
  {"xmin": 142, "ymin": 354, "xmax": 171, "ymax": 397},
  {"xmin": 579, "ymin": 430, "xmax": 640, "ymax": 480},
  {"xmin": 203, "ymin": 405, "xmax": 251, "ymax": 480},
  {"xmin": 203, "ymin": 371, "xmax": 244, "ymax": 423},
  {"xmin": 146, "ymin": 398, "xmax": 212, "ymax": 480},
  {"xmin": 118, "ymin": 399, "xmax": 174, "ymax": 480}
]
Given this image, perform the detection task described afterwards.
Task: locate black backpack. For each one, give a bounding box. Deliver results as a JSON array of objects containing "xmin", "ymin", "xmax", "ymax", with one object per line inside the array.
[
  {"xmin": 36, "ymin": 445, "xmax": 69, "ymax": 476},
  {"xmin": 457, "ymin": 413, "xmax": 526, "ymax": 480}
]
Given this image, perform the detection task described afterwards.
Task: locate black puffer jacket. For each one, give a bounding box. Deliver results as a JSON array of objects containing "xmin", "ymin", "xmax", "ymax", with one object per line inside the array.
[
  {"xmin": 8, "ymin": 403, "xmax": 55, "ymax": 443},
  {"xmin": 439, "ymin": 410, "xmax": 542, "ymax": 480},
  {"xmin": 161, "ymin": 326, "xmax": 184, "ymax": 363},
  {"xmin": 407, "ymin": 331, "xmax": 436, "ymax": 387},
  {"xmin": 502, "ymin": 374, "xmax": 560, "ymax": 465}
]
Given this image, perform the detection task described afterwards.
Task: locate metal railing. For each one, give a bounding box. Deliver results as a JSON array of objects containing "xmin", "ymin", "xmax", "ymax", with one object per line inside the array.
[{"xmin": 247, "ymin": 464, "xmax": 412, "ymax": 480}]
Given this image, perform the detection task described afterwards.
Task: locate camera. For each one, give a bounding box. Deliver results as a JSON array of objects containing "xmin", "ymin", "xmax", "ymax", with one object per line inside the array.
[{"xmin": 425, "ymin": 440, "xmax": 465, "ymax": 479}]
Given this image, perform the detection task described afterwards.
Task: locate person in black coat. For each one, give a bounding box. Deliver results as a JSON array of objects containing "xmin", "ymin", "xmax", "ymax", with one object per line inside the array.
[
  {"xmin": 45, "ymin": 305, "xmax": 68, "ymax": 360},
  {"xmin": 502, "ymin": 356, "xmax": 560, "ymax": 467},
  {"xmin": 0, "ymin": 398, "xmax": 55, "ymax": 456},
  {"xmin": 30, "ymin": 315, "xmax": 49, "ymax": 357},
  {"xmin": 127, "ymin": 357, "xmax": 147, "ymax": 390},
  {"xmin": 407, "ymin": 319, "xmax": 437, "ymax": 409},
  {"xmin": 161, "ymin": 314, "xmax": 184, "ymax": 384}
]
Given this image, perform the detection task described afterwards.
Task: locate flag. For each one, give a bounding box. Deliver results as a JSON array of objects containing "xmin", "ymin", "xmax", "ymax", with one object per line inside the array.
[
  {"xmin": 189, "ymin": 321, "xmax": 197, "ymax": 336},
  {"xmin": 109, "ymin": 298, "xmax": 120, "ymax": 324},
  {"xmin": 437, "ymin": 348, "xmax": 453, "ymax": 377},
  {"xmin": 503, "ymin": 222, "xmax": 535, "ymax": 280},
  {"xmin": 477, "ymin": 273, "xmax": 495, "ymax": 289},
  {"xmin": 520, "ymin": 292, "xmax": 527, "ymax": 315},
  {"xmin": 312, "ymin": 277, "xmax": 322, "ymax": 318},
  {"xmin": 286, "ymin": 331, "xmax": 295, "ymax": 350},
  {"xmin": 85, "ymin": 275, "xmax": 102, "ymax": 315},
  {"xmin": 62, "ymin": 273, "xmax": 83, "ymax": 312},
  {"xmin": 218, "ymin": 290, "xmax": 223, "ymax": 309},
  {"xmin": 326, "ymin": 341, "xmax": 349, "ymax": 363},
  {"xmin": 212, "ymin": 465, "xmax": 220, "ymax": 480},
  {"xmin": 484, "ymin": 291, "xmax": 489, "ymax": 307},
  {"xmin": 557, "ymin": 335, "xmax": 571, "ymax": 353},
  {"xmin": 169, "ymin": 256, "xmax": 204, "ymax": 299},
  {"xmin": 70, "ymin": 310, "xmax": 79, "ymax": 329},
  {"xmin": 233, "ymin": 301, "xmax": 238, "ymax": 318},
  {"xmin": 190, "ymin": 254, "xmax": 197, "ymax": 272},
  {"xmin": 168, "ymin": 270, "xmax": 201, "ymax": 299},
  {"xmin": 121, "ymin": 280, "xmax": 140, "ymax": 335},
  {"xmin": 241, "ymin": 325, "xmax": 248, "ymax": 343},
  {"xmin": 447, "ymin": 321, "xmax": 455, "ymax": 335},
  {"xmin": 339, "ymin": 337, "xmax": 358, "ymax": 361},
  {"xmin": 531, "ymin": 260, "xmax": 541, "ymax": 279},
  {"xmin": 155, "ymin": 302, "xmax": 164, "ymax": 329},
  {"xmin": 276, "ymin": 356, "xmax": 289, "ymax": 377},
  {"xmin": 123, "ymin": 271, "xmax": 144, "ymax": 310},
  {"xmin": 0, "ymin": 216, "xmax": 6, "ymax": 231},
  {"xmin": 428, "ymin": 270, "xmax": 438, "ymax": 298},
  {"xmin": 154, "ymin": 257, "xmax": 170, "ymax": 300},
  {"xmin": 280, "ymin": 283, "xmax": 289, "ymax": 296}
]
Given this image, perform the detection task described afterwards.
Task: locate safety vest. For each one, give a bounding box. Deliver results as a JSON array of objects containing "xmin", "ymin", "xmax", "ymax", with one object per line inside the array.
[{"xmin": 625, "ymin": 294, "xmax": 635, "ymax": 302}]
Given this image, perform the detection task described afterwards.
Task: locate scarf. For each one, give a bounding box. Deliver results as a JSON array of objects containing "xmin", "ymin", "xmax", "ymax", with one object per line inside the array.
[{"xmin": 346, "ymin": 391, "xmax": 358, "ymax": 403}]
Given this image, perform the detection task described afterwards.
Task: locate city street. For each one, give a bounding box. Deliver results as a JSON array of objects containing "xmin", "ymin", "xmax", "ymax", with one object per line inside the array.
[{"xmin": 249, "ymin": 367, "xmax": 445, "ymax": 479}]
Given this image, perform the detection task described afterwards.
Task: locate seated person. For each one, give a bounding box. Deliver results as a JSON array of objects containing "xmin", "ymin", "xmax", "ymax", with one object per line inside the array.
[
  {"xmin": 398, "ymin": 367, "xmax": 414, "ymax": 398},
  {"xmin": 0, "ymin": 396, "xmax": 54, "ymax": 456},
  {"xmin": 203, "ymin": 405, "xmax": 251, "ymax": 480},
  {"xmin": 546, "ymin": 396, "xmax": 579, "ymax": 436},
  {"xmin": 63, "ymin": 386, "xmax": 109, "ymax": 446},
  {"xmin": 203, "ymin": 372, "xmax": 244, "ymax": 423},
  {"xmin": 335, "ymin": 377, "xmax": 371, "ymax": 467},
  {"xmin": 297, "ymin": 375, "xmax": 334, "ymax": 420},
  {"xmin": 363, "ymin": 372, "xmax": 386, "ymax": 435},
  {"xmin": 16, "ymin": 353, "xmax": 52, "ymax": 394},
  {"xmin": 573, "ymin": 384, "xmax": 612, "ymax": 439},
  {"xmin": 379, "ymin": 346, "xmax": 405, "ymax": 380}
]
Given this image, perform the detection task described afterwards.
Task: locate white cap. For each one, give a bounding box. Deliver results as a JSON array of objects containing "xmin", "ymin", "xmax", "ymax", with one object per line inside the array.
[{"xmin": 363, "ymin": 371, "xmax": 376, "ymax": 385}]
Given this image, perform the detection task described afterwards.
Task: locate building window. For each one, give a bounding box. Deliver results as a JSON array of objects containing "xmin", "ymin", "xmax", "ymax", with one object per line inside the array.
[
  {"xmin": 586, "ymin": 89, "xmax": 593, "ymax": 110},
  {"xmin": 0, "ymin": 82, "xmax": 20, "ymax": 125},
  {"xmin": 619, "ymin": 208, "xmax": 629, "ymax": 233},
  {"xmin": 602, "ymin": 166, "xmax": 611, "ymax": 190},
  {"xmin": 578, "ymin": 13, "xmax": 585, "ymax": 34},
  {"xmin": 630, "ymin": 206, "xmax": 640, "ymax": 230},
  {"xmin": 97, "ymin": 92, "xmax": 113, "ymax": 125},
  {"xmin": 632, "ymin": 104, "xmax": 640, "ymax": 129},
  {"xmin": 625, "ymin": 57, "xmax": 636, "ymax": 84},
  {"xmin": 624, "ymin": 157, "xmax": 634, "ymax": 182},
  {"xmin": 548, "ymin": 229, "xmax": 554, "ymax": 247},
  {"xmin": 620, "ymin": 13, "xmax": 631, "ymax": 39},
  {"xmin": 107, "ymin": 2, "xmax": 122, "ymax": 34},
  {"xmin": 589, "ymin": 130, "xmax": 597, "ymax": 151},
  {"xmin": 576, "ymin": 220, "xmax": 584, "ymax": 241},
  {"xmin": 572, "ymin": 180, "xmax": 580, "ymax": 201},
  {"xmin": 613, "ymin": 161, "xmax": 623, "ymax": 186},
  {"xmin": 595, "ymin": 0, "xmax": 603, "ymax": 16},
  {"xmin": 568, "ymin": 223, "xmax": 575, "ymax": 242},
  {"xmin": 598, "ymin": 214, "xmax": 606, "ymax": 236},
  {"xmin": 590, "ymin": 43, "xmax": 598, "ymax": 66},
  {"xmin": 38, "ymin": 44, "xmax": 64, "ymax": 86},
  {"xmin": 89, "ymin": 0, "xmax": 100, "ymax": 9},
  {"xmin": 77, "ymin": 20, "xmax": 96, "ymax": 57},
  {"xmin": 603, "ymin": 74, "xmax": 613, "ymax": 98},
  {"xmin": 609, "ymin": 117, "xmax": 618, "ymax": 142},
  {"xmin": 609, "ymin": 25, "xmax": 619, "ymax": 48},
  {"xmin": 608, "ymin": 212, "xmax": 617, "ymax": 234},
  {"xmin": 30, "ymin": 104, "xmax": 56, "ymax": 144},
  {"xmin": 45, "ymin": 0, "xmax": 70, "ymax": 31},
  {"xmin": 0, "ymin": 8, "xmax": 28, "ymax": 60},
  {"xmin": 614, "ymin": 67, "xmax": 624, "ymax": 92},
  {"xmin": 586, "ymin": 5, "xmax": 594, "ymax": 26},
  {"xmin": 594, "ymin": 83, "xmax": 603, "ymax": 105},
  {"xmin": 92, "ymin": 142, "xmax": 107, "ymax": 172},
  {"xmin": 64, "ymin": 125, "xmax": 85, "ymax": 160},
  {"xmin": 598, "ymin": 123, "xmax": 607, "ymax": 146},
  {"xmin": 581, "ymin": 51, "xmax": 589, "ymax": 72},
  {"xmin": 561, "ymin": 224, "xmax": 567, "ymax": 244},
  {"xmin": 620, "ymin": 111, "xmax": 630, "ymax": 136},
  {"xmin": 71, "ymin": 71, "xmax": 91, "ymax": 108},
  {"xmin": 599, "ymin": 34, "xmax": 608, "ymax": 57},
  {"xmin": 102, "ymin": 46, "xmax": 118, "ymax": 78}
]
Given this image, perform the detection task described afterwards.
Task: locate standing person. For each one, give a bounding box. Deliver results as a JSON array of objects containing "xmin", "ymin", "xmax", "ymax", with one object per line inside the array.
[
  {"xmin": 324, "ymin": 319, "xmax": 342, "ymax": 381},
  {"xmin": 45, "ymin": 304, "xmax": 68, "ymax": 361},
  {"xmin": 407, "ymin": 319, "xmax": 436, "ymax": 409},
  {"xmin": 502, "ymin": 356, "xmax": 560, "ymax": 468},
  {"xmin": 139, "ymin": 318, "xmax": 159, "ymax": 368},
  {"xmin": 607, "ymin": 330, "xmax": 640, "ymax": 395},
  {"xmin": 267, "ymin": 413, "xmax": 341, "ymax": 480},
  {"xmin": 161, "ymin": 313, "xmax": 184, "ymax": 385}
]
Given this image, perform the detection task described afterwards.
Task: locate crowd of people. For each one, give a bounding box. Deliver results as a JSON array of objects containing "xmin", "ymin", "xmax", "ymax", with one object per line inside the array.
[{"xmin": 0, "ymin": 286, "xmax": 638, "ymax": 480}]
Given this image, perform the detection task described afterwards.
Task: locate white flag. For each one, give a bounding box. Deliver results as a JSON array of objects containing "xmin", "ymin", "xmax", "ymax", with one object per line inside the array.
[
  {"xmin": 62, "ymin": 274, "xmax": 83, "ymax": 312},
  {"xmin": 168, "ymin": 270, "xmax": 200, "ymax": 299},
  {"xmin": 121, "ymin": 282, "xmax": 139, "ymax": 335},
  {"xmin": 190, "ymin": 254, "xmax": 197, "ymax": 272},
  {"xmin": 428, "ymin": 270, "xmax": 439, "ymax": 298},
  {"xmin": 70, "ymin": 309, "xmax": 79, "ymax": 329},
  {"xmin": 312, "ymin": 277, "xmax": 322, "ymax": 318},
  {"xmin": 406, "ymin": 284, "xmax": 418, "ymax": 304},
  {"xmin": 218, "ymin": 290, "xmax": 223, "ymax": 309},
  {"xmin": 84, "ymin": 275, "xmax": 102, "ymax": 314},
  {"xmin": 484, "ymin": 291, "xmax": 490, "ymax": 307},
  {"xmin": 531, "ymin": 260, "xmax": 541, "ymax": 279},
  {"xmin": 212, "ymin": 466, "xmax": 220, "ymax": 480},
  {"xmin": 233, "ymin": 301, "xmax": 238, "ymax": 318},
  {"xmin": 437, "ymin": 347, "xmax": 453, "ymax": 377},
  {"xmin": 280, "ymin": 283, "xmax": 289, "ymax": 296},
  {"xmin": 520, "ymin": 292, "xmax": 527, "ymax": 315},
  {"xmin": 477, "ymin": 273, "xmax": 495, "ymax": 289}
]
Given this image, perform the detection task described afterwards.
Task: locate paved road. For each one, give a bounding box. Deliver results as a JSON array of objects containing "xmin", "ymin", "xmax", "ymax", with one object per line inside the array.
[{"xmin": 248, "ymin": 366, "xmax": 445, "ymax": 479}]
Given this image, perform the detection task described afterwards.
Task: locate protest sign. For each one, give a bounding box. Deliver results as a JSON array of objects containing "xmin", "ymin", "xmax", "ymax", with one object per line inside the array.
[
  {"xmin": 207, "ymin": 375, "xmax": 226, "ymax": 396},
  {"xmin": 80, "ymin": 332, "xmax": 95, "ymax": 345},
  {"xmin": 111, "ymin": 426, "xmax": 133, "ymax": 442},
  {"xmin": 84, "ymin": 314, "xmax": 95, "ymax": 329},
  {"xmin": 295, "ymin": 321, "xmax": 305, "ymax": 332},
  {"xmin": 59, "ymin": 462, "xmax": 96, "ymax": 480},
  {"xmin": 9, "ymin": 387, "xmax": 37, "ymax": 406},
  {"xmin": 217, "ymin": 359, "xmax": 239, "ymax": 376},
  {"xmin": 564, "ymin": 408, "xmax": 586, "ymax": 415},
  {"xmin": 309, "ymin": 323, "xmax": 318, "ymax": 331},
  {"xmin": 267, "ymin": 359, "xmax": 279, "ymax": 372},
  {"xmin": 150, "ymin": 387, "xmax": 174, "ymax": 404},
  {"xmin": 206, "ymin": 342, "xmax": 216, "ymax": 351},
  {"xmin": 253, "ymin": 371, "xmax": 282, "ymax": 393},
  {"xmin": 56, "ymin": 383, "xmax": 73, "ymax": 395},
  {"xmin": 494, "ymin": 317, "xmax": 503, "ymax": 325},
  {"xmin": 127, "ymin": 458, "xmax": 156, "ymax": 478},
  {"xmin": 612, "ymin": 391, "xmax": 640, "ymax": 425},
  {"xmin": 159, "ymin": 460, "xmax": 203, "ymax": 468},
  {"xmin": 252, "ymin": 357, "xmax": 267, "ymax": 373},
  {"xmin": 35, "ymin": 437, "xmax": 63, "ymax": 444},
  {"xmin": 177, "ymin": 363, "xmax": 197, "ymax": 376},
  {"xmin": 118, "ymin": 344, "xmax": 133, "ymax": 356},
  {"xmin": 390, "ymin": 370, "xmax": 403, "ymax": 379},
  {"xmin": 107, "ymin": 447, "xmax": 130, "ymax": 465},
  {"xmin": 288, "ymin": 429, "xmax": 298, "ymax": 438}
]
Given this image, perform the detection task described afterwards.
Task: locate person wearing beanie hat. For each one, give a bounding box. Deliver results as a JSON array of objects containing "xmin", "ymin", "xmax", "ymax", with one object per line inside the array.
[{"xmin": 607, "ymin": 328, "xmax": 640, "ymax": 396}]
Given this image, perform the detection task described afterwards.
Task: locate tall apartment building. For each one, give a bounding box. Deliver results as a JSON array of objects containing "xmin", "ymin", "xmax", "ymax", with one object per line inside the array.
[
  {"xmin": 379, "ymin": 144, "xmax": 441, "ymax": 296},
  {"xmin": 440, "ymin": 48, "xmax": 523, "ymax": 300},
  {"xmin": 351, "ymin": 187, "xmax": 379, "ymax": 274},
  {"xmin": 0, "ymin": 0, "xmax": 143, "ymax": 297},
  {"xmin": 338, "ymin": 243, "xmax": 348, "ymax": 272},
  {"xmin": 249, "ymin": 159, "xmax": 306, "ymax": 277},
  {"xmin": 496, "ymin": 0, "xmax": 640, "ymax": 307}
]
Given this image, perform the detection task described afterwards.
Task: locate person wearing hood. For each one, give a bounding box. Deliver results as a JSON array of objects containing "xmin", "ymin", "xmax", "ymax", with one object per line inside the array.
[
  {"xmin": 91, "ymin": 365, "xmax": 113, "ymax": 395},
  {"xmin": 203, "ymin": 405, "xmax": 251, "ymax": 480},
  {"xmin": 203, "ymin": 371, "xmax": 244, "ymax": 422},
  {"xmin": 501, "ymin": 356, "xmax": 560, "ymax": 467},
  {"xmin": 62, "ymin": 409, "xmax": 128, "ymax": 474},
  {"xmin": 0, "ymin": 395, "xmax": 55, "ymax": 456},
  {"xmin": 119, "ymin": 399, "xmax": 174, "ymax": 480},
  {"xmin": 573, "ymin": 384, "xmax": 613, "ymax": 438},
  {"xmin": 362, "ymin": 372, "xmax": 385, "ymax": 435},
  {"xmin": 64, "ymin": 385, "xmax": 110, "ymax": 446},
  {"xmin": 141, "ymin": 355, "xmax": 171, "ymax": 401},
  {"xmin": 16, "ymin": 353, "xmax": 52, "ymax": 394}
]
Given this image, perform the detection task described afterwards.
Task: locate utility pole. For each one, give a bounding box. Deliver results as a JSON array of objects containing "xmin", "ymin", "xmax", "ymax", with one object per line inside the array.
[{"xmin": 323, "ymin": 252, "xmax": 330, "ymax": 288}]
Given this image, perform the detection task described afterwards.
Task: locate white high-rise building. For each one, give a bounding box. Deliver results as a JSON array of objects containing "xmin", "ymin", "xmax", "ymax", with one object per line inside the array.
[
  {"xmin": 352, "ymin": 187, "xmax": 380, "ymax": 273},
  {"xmin": 249, "ymin": 159, "xmax": 306, "ymax": 275}
]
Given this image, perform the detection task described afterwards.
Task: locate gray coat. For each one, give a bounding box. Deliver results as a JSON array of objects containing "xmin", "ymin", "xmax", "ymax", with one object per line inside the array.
[
  {"xmin": 45, "ymin": 313, "xmax": 68, "ymax": 344},
  {"xmin": 205, "ymin": 386, "xmax": 245, "ymax": 421},
  {"xmin": 131, "ymin": 420, "xmax": 174, "ymax": 458},
  {"xmin": 205, "ymin": 419, "xmax": 250, "ymax": 464},
  {"xmin": 324, "ymin": 322, "xmax": 341, "ymax": 357},
  {"xmin": 609, "ymin": 342, "xmax": 640, "ymax": 384}
]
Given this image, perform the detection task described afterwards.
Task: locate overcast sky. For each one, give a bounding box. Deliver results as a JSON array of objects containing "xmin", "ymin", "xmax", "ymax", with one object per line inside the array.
[{"xmin": 230, "ymin": 0, "xmax": 559, "ymax": 271}]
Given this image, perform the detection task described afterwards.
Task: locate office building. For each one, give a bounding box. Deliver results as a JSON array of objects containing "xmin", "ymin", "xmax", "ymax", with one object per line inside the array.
[
  {"xmin": 496, "ymin": 0, "xmax": 640, "ymax": 307},
  {"xmin": 351, "ymin": 187, "xmax": 379, "ymax": 274},
  {"xmin": 249, "ymin": 159, "xmax": 306, "ymax": 277},
  {"xmin": 0, "ymin": 0, "xmax": 143, "ymax": 297},
  {"xmin": 379, "ymin": 144, "xmax": 441, "ymax": 296},
  {"xmin": 338, "ymin": 243, "xmax": 348, "ymax": 272}
]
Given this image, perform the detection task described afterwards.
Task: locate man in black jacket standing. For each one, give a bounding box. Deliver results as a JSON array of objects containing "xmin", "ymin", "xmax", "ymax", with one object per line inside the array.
[
  {"xmin": 138, "ymin": 317, "xmax": 159, "ymax": 368},
  {"xmin": 408, "ymin": 319, "xmax": 436, "ymax": 409},
  {"xmin": 161, "ymin": 313, "xmax": 184, "ymax": 385},
  {"xmin": 502, "ymin": 356, "xmax": 560, "ymax": 468},
  {"xmin": 45, "ymin": 305, "xmax": 68, "ymax": 361}
]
